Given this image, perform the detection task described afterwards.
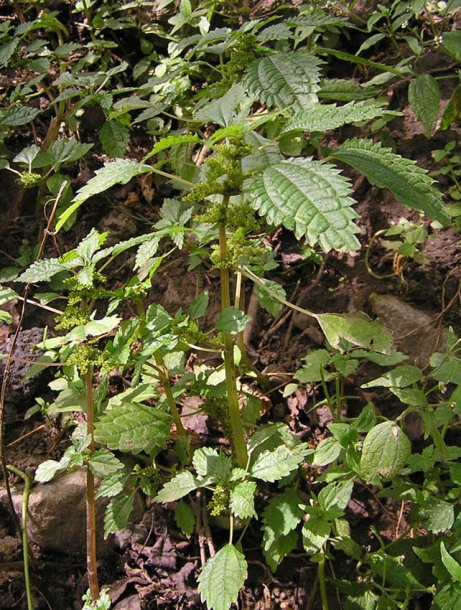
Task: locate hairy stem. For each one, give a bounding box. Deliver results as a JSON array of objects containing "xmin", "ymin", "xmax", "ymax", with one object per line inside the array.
[
  {"xmin": 219, "ymin": 219, "xmax": 248, "ymax": 469},
  {"xmin": 85, "ymin": 367, "xmax": 100, "ymax": 602},
  {"xmin": 6, "ymin": 465, "xmax": 33, "ymax": 610}
]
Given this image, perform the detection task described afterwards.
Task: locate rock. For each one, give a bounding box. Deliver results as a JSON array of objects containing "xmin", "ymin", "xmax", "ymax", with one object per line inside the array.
[
  {"xmin": 369, "ymin": 294, "xmax": 447, "ymax": 367},
  {"xmin": 112, "ymin": 595, "xmax": 142, "ymax": 610},
  {"xmin": 0, "ymin": 328, "xmax": 51, "ymax": 413},
  {"xmin": 0, "ymin": 469, "xmax": 142, "ymax": 557}
]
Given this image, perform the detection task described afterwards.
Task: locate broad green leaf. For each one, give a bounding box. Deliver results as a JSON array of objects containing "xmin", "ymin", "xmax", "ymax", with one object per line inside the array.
[
  {"xmin": 57, "ymin": 159, "xmax": 151, "ymax": 231},
  {"xmin": 0, "ymin": 287, "xmax": 18, "ymax": 306},
  {"xmin": 146, "ymin": 133, "xmax": 200, "ymax": 160},
  {"xmin": 216, "ymin": 307, "xmax": 252, "ymax": 334},
  {"xmin": 255, "ymin": 280, "xmax": 285, "ymax": 318},
  {"xmin": 155, "ymin": 470, "xmax": 199, "ymax": 503},
  {"xmin": 333, "ymin": 139, "xmax": 449, "ymax": 225},
  {"xmin": 366, "ymin": 553, "xmax": 425, "ymax": 592},
  {"xmin": 49, "ymin": 137, "xmax": 93, "ymax": 164},
  {"xmin": 344, "ymin": 591, "xmax": 381, "ymax": 610},
  {"xmin": 302, "ymin": 517, "xmax": 330, "ymax": 554},
  {"xmin": 18, "ymin": 258, "xmax": 69, "ymax": 283},
  {"xmin": 443, "ymin": 31, "xmax": 461, "ymax": 61},
  {"xmin": 0, "ymin": 105, "xmax": 40, "ymax": 127},
  {"xmin": 230, "ymin": 481, "xmax": 257, "ymax": 519},
  {"xmin": 262, "ymin": 488, "xmax": 304, "ymax": 539},
  {"xmin": 313, "ymin": 437, "xmax": 342, "ymax": 466},
  {"xmin": 35, "ymin": 458, "xmax": 69, "ymax": 483},
  {"xmin": 413, "ymin": 497, "xmax": 454, "ymax": 533},
  {"xmin": 319, "ymin": 78, "xmax": 379, "ymax": 102},
  {"xmin": 283, "ymin": 101, "xmax": 395, "ymax": 134},
  {"xmin": 441, "ymin": 84, "xmax": 461, "ymax": 130},
  {"xmin": 317, "ymin": 312, "xmax": 393, "ymax": 353},
  {"xmin": 192, "ymin": 447, "xmax": 232, "ymax": 483},
  {"xmin": 318, "ymin": 480, "xmax": 354, "ymax": 511},
  {"xmin": 263, "ymin": 529, "xmax": 299, "ymax": 572},
  {"xmin": 89, "ymin": 449, "xmax": 124, "ymax": 477},
  {"xmin": 250, "ymin": 443, "xmax": 312, "ymax": 482},
  {"xmin": 96, "ymin": 472, "xmax": 130, "ymax": 499},
  {"xmin": 434, "ymin": 583, "xmax": 461, "ymax": 609},
  {"xmin": 0, "ymin": 39, "xmax": 19, "ymax": 67},
  {"xmin": 247, "ymin": 422, "xmax": 300, "ymax": 462},
  {"xmin": 14, "ymin": 145, "xmax": 41, "ymax": 167},
  {"xmin": 440, "ymin": 542, "xmax": 461, "ymax": 582},
  {"xmin": 198, "ymin": 544, "xmax": 247, "ymax": 610},
  {"xmin": 189, "ymin": 291, "xmax": 209, "ymax": 319},
  {"xmin": 195, "ymin": 83, "xmax": 252, "ymax": 126},
  {"xmin": 361, "ymin": 365, "xmax": 422, "ymax": 389},
  {"xmin": 67, "ymin": 315, "xmax": 121, "ymax": 340},
  {"xmin": 360, "ymin": 422, "xmax": 411, "ymax": 484},
  {"xmin": 408, "ymin": 74, "xmax": 440, "ymax": 136},
  {"xmin": 244, "ymin": 52, "xmax": 323, "ymax": 112},
  {"xmin": 94, "ymin": 403, "xmax": 172, "ymax": 454},
  {"xmin": 295, "ymin": 349, "xmax": 331, "ymax": 383},
  {"xmin": 104, "ymin": 493, "xmax": 134, "ymax": 537},
  {"xmin": 248, "ymin": 158, "xmax": 360, "ymax": 252},
  {"xmin": 100, "ymin": 120, "xmax": 130, "ymax": 158},
  {"xmin": 175, "ymin": 500, "xmax": 195, "ymax": 537}
]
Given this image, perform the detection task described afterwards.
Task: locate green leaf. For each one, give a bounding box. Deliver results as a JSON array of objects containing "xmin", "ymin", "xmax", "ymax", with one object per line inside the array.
[
  {"xmin": 96, "ymin": 472, "xmax": 130, "ymax": 499},
  {"xmin": 57, "ymin": 159, "xmax": 151, "ymax": 232},
  {"xmin": 104, "ymin": 493, "xmax": 134, "ymax": 537},
  {"xmin": 68, "ymin": 315, "xmax": 121, "ymax": 340},
  {"xmin": 192, "ymin": 447, "xmax": 232, "ymax": 483},
  {"xmin": 443, "ymin": 31, "xmax": 461, "ymax": 61},
  {"xmin": 100, "ymin": 120, "xmax": 131, "ymax": 158},
  {"xmin": 195, "ymin": 83, "xmax": 252, "ymax": 127},
  {"xmin": 0, "ymin": 105, "xmax": 41, "ymax": 127},
  {"xmin": 360, "ymin": 422, "xmax": 411, "ymax": 484},
  {"xmin": 283, "ymin": 101, "xmax": 394, "ymax": 134},
  {"xmin": 332, "ymin": 139, "xmax": 449, "ymax": 225},
  {"xmin": 361, "ymin": 365, "xmax": 422, "ymax": 389},
  {"xmin": 230, "ymin": 481, "xmax": 257, "ymax": 519},
  {"xmin": 49, "ymin": 137, "xmax": 93, "ymax": 164},
  {"xmin": 408, "ymin": 75, "xmax": 440, "ymax": 136},
  {"xmin": 244, "ymin": 52, "xmax": 323, "ymax": 112},
  {"xmin": 317, "ymin": 312, "xmax": 393, "ymax": 354},
  {"xmin": 250, "ymin": 443, "xmax": 312, "ymax": 482},
  {"xmin": 155, "ymin": 470, "xmax": 199, "ymax": 503},
  {"xmin": 17, "ymin": 258, "xmax": 69, "ymax": 283},
  {"xmin": 262, "ymin": 489, "xmax": 304, "ymax": 569},
  {"xmin": 0, "ymin": 38, "xmax": 19, "ymax": 67},
  {"xmin": 89, "ymin": 449, "xmax": 124, "ymax": 477},
  {"xmin": 313, "ymin": 437, "xmax": 342, "ymax": 466},
  {"xmin": 255, "ymin": 280, "xmax": 285, "ymax": 318},
  {"xmin": 175, "ymin": 500, "xmax": 195, "ymax": 537},
  {"xmin": 35, "ymin": 458, "xmax": 68, "ymax": 483},
  {"xmin": 94, "ymin": 403, "xmax": 172, "ymax": 454},
  {"xmin": 0, "ymin": 287, "xmax": 18, "ymax": 306},
  {"xmin": 14, "ymin": 144, "xmax": 41, "ymax": 167},
  {"xmin": 302, "ymin": 517, "xmax": 330, "ymax": 554},
  {"xmin": 413, "ymin": 497, "xmax": 454, "ymax": 533},
  {"xmin": 198, "ymin": 544, "xmax": 247, "ymax": 610},
  {"xmin": 216, "ymin": 307, "xmax": 252, "ymax": 334},
  {"xmin": 295, "ymin": 349, "xmax": 330, "ymax": 383},
  {"xmin": 440, "ymin": 542, "xmax": 461, "ymax": 582},
  {"xmin": 248, "ymin": 158, "xmax": 360, "ymax": 252},
  {"xmin": 189, "ymin": 291, "xmax": 209, "ymax": 319}
]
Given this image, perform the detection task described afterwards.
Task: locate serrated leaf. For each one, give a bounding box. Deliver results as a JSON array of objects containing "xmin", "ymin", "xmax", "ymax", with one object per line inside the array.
[
  {"xmin": 360, "ymin": 422, "xmax": 411, "ymax": 484},
  {"xmin": 408, "ymin": 74, "xmax": 440, "ymax": 136},
  {"xmin": 413, "ymin": 497, "xmax": 454, "ymax": 533},
  {"xmin": 189, "ymin": 291, "xmax": 209, "ymax": 319},
  {"xmin": 195, "ymin": 83, "xmax": 252, "ymax": 126},
  {"xmin": 317, "ymin": 312, "xmax": 393, "ymax": 354},
  {"xmin": 35, "ymin": 459, "xmax": 67, "ymax": 483},
  {"xmin": 175, "ymin": 500, "xmax": 195, "ymax": 536},
  {"xmin": 216, "ymin": 307, "xmax": 252, "ymax": 334},
  {"xmin": 250, "ymin": 443, "xmax": 312, "ymax": 482},
  {"xmin": 244, "ymin": 52, "xmax": 323, "ymax": 112},
  {"xmin": 67, "ymin": 315, "xmax": 121, "ymax": 340},
  {"xmin": 192, "ymin": 447, "xmax": 232, "ymax": 483},
  {"xmin": 255, "ymin": 280, "xmax": 285, "ymax": 318},
  {"xmin": 361, "ymin": 365, "xmax": 422, "ymax": 389},
  {"xmin": 441, "ymin": 542, "xmax": 461, "ymax": 582},
  {"xmin": 283, "ymin": 102, "xmax": 395, "ymax": 134},
  {"xmin": 249, "ymin": 158, "xmax": 360, "ymax": 252},
  {"xmin": 263, "ymin": 489, "xmax": 304, "ymax": 536},
  {"xmin": 96, "ymin": 472, "xmax": 130, "ymax": 499},
  {"xmin": 89, "ymin": 449, "xmax": 124, "ymax": 477},
  {"xmin": 302, "ymin": 517, "xmax": 330, "ymax": 554},
  {"xmin": 313, "ymin": 437, "xmax": 342, "ymax": 466},
  {"xmin": 198, "ymin": 544, "xmax": 247, "ymax": 610},
  {"xmin": 0, "ymin": 38, "xmax": 19, "ymax": 67},
  {"xmin": 155, "ymin": 470, "xmax": 199, "ymax": 503},
  {"xmin": 49, "ymin": 137, "xmax": 93, "ymax": 164},
  {"xmin": 332, "ymin": 138, "xmax": 449, "ymax": 225},
  {"xmin": 94, "ymin": 403, "xmax": 172, "ymax": 454},
  {"xmin": 230, "ymin": 481, "xmax": 257, "ymax": 519},
  {"xmin": 104, "ymin": 493, "xmax": 134, "ymax": 537},
  {"xmin": 56, "ymin": 159, "xmax": 151, "ymax": 232},
  {"xmin": 99, "ymin": 120, "xmax": 129, "ymax": 158},
  {"xmin": 18, "ymin": 258, "xmax": 69, "ymax": 283},
  {"xmin": 14, "ymin": 144, "xmax": 41, "ymax": 166},
  {"xmin": 0, "ymin": 105, "xmax": 41, "ymax": 126}
]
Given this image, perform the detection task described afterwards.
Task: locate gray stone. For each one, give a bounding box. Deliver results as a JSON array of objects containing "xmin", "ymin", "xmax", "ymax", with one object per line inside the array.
[{"xmin": 369, "ymin": 294, "xmax": 447, "ymax": 367}]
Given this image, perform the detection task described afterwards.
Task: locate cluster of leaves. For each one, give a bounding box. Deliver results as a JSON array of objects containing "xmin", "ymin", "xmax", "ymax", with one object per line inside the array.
[{"xmin": 1, "ymin": 1, "xmax": 461, "ymax": 609}]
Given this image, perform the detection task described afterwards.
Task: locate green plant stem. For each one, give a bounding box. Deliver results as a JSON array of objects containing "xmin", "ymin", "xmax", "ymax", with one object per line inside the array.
[
  {"xmin": 154, "ymin": 353, "xmax": 187, "ymax": 437},
  {"xmin": 318, "ymin": 555, "xmax": 329, "ymax": 610},
  {"xmin": 6, "ymin": 465, "xmax": 33, "ymax": 610},
  {"xmin": 85, "ymin": 367, "xmax": 100, "ymax": 603},
  {"xmin": 219, "ymin": 220, "xmax": 248, "ymax": 469}
]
